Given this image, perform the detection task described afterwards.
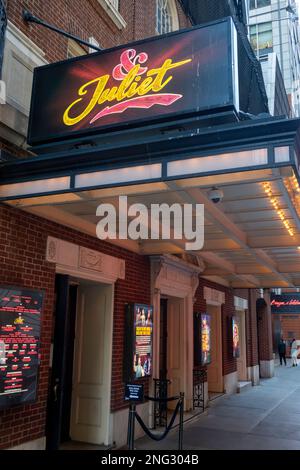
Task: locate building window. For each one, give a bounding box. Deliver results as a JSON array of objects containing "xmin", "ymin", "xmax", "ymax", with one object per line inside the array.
[
  {"xmin": 67, "ymin": 39, "xmax": 86, "ymax": 59},
  {"xmin": 250, "ymin": 0, "xmax": 271, "ymax": 9},
  {"xmin": 97, "ymin": 0, "xmax": 126, "ymax": 30},
  {"xmin": 250, "ymin": 22, "xmax": 273, "ymax": 56},
  {"xmin": 156, "ymin": 0, "xmax": 179, "ymax": 35},
  {"xmin": 107, "ymin": 0, "xmax": 119, "ymax": 10}
]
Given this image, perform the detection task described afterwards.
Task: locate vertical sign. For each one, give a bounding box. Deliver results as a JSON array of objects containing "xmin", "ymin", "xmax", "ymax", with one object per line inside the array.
[
  {"xmin": 194, "ymin": 312, "xmax": 211, "ymax": 366},
  {"xmin": 0, "ymin": 286, "xmax": 43, "ymax": 409},
  {"xmin": 232, "ymin": 316, "xmax": 240, "ymax": 358},
  {"xmin": 201, "ymin": 314, "xmax": 211, "ymax": 365},
  {"xmin": 133, "ymin": 304, "xmax": 153, "ymax": 379},
  {"xmin": 123, "ymin": 303, "xmax": 153, "ymax": 381}
]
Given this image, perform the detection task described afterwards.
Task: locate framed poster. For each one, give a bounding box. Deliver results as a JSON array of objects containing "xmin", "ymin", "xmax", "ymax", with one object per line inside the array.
[
  {"xmin": 0, "ymin": 286, "xmax": 44, "ymax": 410},
  {"xmin": 123, "ymin": 303, "xmax": 153, "ymax": 381},
  {"xmin": 232, "ymin": 316, "xmax": 240, "ymax": 358},
  {"xmin": 194, "ymin": 313, "xmax": 211, "ymax": 366}
]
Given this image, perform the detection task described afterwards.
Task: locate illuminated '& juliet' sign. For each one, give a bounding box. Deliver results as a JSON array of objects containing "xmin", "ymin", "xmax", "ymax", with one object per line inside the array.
[
  {"xmin": 28, "ymin": 19, "xmax": 239, "ymax": 145},
  {"xmin": 63, "ymin": 49, "xmax": 191, "ymax": 127}
]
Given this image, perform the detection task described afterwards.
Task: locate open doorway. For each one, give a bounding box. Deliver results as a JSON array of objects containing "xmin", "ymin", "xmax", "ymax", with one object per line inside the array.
[
  {"xmin": 206, "ymin": 304, "xmax": 223, "ymax": 400},
  {"xmin": 46, "ymin": 275, "xmax": 113, "ymax": 450}
]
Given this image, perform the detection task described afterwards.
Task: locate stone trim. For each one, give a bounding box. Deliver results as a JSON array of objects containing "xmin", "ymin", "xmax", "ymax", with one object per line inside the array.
[
  {"xmin": 234, "ymin": 296, "xmax": 248, "ymax": 310},
  {"xmin": 97, "ymin": 0, "xmax": 127, "ymax": 29},
  {"xmin": 204, "ymin": 286, "xmax": 225, "ymax": 306},
  {"xmin": 46, "ymin": 236, "xmax": 125, "ymax": 283}
]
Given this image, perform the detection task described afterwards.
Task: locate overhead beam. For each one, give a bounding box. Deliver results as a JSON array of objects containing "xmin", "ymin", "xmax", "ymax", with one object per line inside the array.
[
  {"xmin": 175, "ymin": 185, "xmax": 294, "ymax": 287},
  {"xmin": 24, "ymin": 206, "xmax": 141, "ymax": 253}
]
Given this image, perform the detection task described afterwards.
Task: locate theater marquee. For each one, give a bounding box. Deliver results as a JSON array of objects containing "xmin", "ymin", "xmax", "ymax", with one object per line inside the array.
[{"xmin": 28, "ymin": 18, "xmax": 239, "ymax": 145}]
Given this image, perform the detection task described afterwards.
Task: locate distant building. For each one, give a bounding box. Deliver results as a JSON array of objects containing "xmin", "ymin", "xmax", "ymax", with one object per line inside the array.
[{"xmin": 249, "ymin": 0, "xmax": 300, "ymax": 116}]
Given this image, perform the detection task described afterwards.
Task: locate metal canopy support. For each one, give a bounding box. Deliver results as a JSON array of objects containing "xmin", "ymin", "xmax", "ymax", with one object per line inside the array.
[{"xmin": 22, "ymin": 10, "xmax": 102, "ymax": 52}]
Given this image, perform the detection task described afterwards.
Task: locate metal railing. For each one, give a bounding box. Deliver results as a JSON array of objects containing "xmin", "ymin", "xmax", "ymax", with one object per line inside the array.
[
  {"xmin": 153, "ymin": 378, "xmax": 171, "ymax": 429},
  {"xmin": 193, "ymin": 368, "xmax": 206, "ymax": 412}
]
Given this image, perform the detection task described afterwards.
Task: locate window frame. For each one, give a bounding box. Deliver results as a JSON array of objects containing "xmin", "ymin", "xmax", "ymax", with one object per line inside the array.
[{"xmin": 156, "ymin": 0, "xmax": 179, "ymax": 36}]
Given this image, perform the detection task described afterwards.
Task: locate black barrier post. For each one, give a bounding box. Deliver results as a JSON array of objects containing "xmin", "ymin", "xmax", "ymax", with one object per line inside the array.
[
  {"xmin": 127, "ymin": 403, "xmax": 136, "ymax": 450},
  {"xmin": 178, "ymin": 393, "xmax": 184, "ymax": 450}
]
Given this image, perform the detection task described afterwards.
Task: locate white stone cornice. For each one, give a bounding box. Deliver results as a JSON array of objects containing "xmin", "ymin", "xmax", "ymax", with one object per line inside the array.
[{"xmin": 46, "ymin": 236, "xmax": 125, "ymax": 283}]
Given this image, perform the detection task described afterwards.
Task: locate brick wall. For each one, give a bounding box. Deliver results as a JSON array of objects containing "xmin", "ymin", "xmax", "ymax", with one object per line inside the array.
[
  {"xmin": 6, "ymin": 0, "xmax": 192, "ymax": 64},
  {"xmin": 0, "ymin": 203, "xmax": 151, "ymax": 449},
  {"xmin": 274, "ymin": 315, "xmax": 300, "ymax": 356}
]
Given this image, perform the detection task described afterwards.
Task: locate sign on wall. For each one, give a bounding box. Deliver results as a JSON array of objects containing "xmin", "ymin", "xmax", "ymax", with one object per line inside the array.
[
  {"xmin": 271, "ymin": 294, "xmax": 300, "ymax": 314},
  {"xmin": 28, "ymin": 18, "xmax": 238, "ymax": 145},
  {"xmin": 0, "ymin": 286, "xmax": 44, "ymax": 410},
  {"xmin": 194, "ymin": 313, "xmax": 211, "ymax": 366},
  {"xmin": 124, "ymin": 383, "xmax": 144, "ymax": 402},
  {"xmin": 232, "ymin": 316, "xmax": 240, "ymax": 358},
  {"xmin": 123, "ymin": 303, "xmax": 153, "ymax": 381}
]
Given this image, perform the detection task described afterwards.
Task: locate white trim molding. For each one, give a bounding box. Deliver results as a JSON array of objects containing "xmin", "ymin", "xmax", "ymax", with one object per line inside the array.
[
  {"xmin": 204, "ymin": 287, "xmax": 225, "ymax": 306},
  {"xmin": 97, "ymin": 0, "xmax": 127, "ymax": 30},
  {"xmin": 46, "ymin": 237, "xmax": 125, "ymax": 283},
  {"xmin": 234, "ymin": 296, "xmax": 248, "ymax": 310}
]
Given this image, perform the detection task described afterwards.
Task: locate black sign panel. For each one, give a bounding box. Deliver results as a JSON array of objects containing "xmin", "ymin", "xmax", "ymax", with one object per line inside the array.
[
  {"xmin": 28, "ymin": 18, "xmax": 238, "ymax": 145},
  {"xmin": 271, "ymin": 294, "xmax": 300, "ymax": 314},
  {"xmin": 124, "ymin": 383, "xmax": 144, "ymax": 402},
  {"xmin": 0, "ymin": 286, "xmax": 43, "ymax": 409}
]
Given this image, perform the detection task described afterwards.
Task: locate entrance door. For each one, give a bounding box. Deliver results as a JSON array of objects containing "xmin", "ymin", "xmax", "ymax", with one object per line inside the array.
[
  {"xmin": 46, "ymin": 275, "xmax": 77, "ymax": 450},
  {"xmin": 159, "ymin": 298, "xmax": 168, "ymax": 380},
  {"xmin": 70, "ymin": 283, "xmax": 113, "ymax": 445},
  {"xmin": 207, "ymin": 304, "xmax": 223, "ymax": 394},
  {"xmin": 236, "ymin": 310, "xmax": 247, "ymax": 381},
  {"xmin": 167, "ymin": 297, "xmax": 184, "ymax": 406}
]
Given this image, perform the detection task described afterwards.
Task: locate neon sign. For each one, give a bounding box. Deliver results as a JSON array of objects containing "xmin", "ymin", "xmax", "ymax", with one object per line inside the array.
[
  {"xmin": 271, "ymin": 299, "xmax": 300, "ymax": 307},
  {"xmin": 63, "ymin": 49, "xmax": 191, "ymax": 126},
  {"xmin": 28, "ymin": 19, "xmax": 238, "ymax": 145},
  {"xmin": 271, "ymin": 294, "xmax": 300, "ymax": 314}
]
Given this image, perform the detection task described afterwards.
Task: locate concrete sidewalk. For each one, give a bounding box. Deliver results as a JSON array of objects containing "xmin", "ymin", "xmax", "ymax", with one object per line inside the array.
[{"xmin": 135, "ymin": 363, "xmax": 300, "ymax": 450}]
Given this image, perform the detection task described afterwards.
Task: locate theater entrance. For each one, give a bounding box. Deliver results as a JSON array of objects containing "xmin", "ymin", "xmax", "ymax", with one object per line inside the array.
[
  {"xmin": 46, "ymin": 274, "xmax": 113, "ymax": 450},
  {"xmin": 206, "ymin": 304, "xmax": 224, "ymax": 399}
]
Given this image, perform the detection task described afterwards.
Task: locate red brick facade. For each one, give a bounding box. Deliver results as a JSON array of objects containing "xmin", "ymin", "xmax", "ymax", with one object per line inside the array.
[
  {"xmin": 6, "ymin": 0, "xmax": 191, "ymax": 64},
  {"xmin": 0, "ymin": 203, "xmax": 151, "ymax": 448}
]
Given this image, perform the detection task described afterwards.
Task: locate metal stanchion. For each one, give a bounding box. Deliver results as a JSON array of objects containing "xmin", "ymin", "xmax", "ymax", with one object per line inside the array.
[
  {"xmin": 178, "ymin": 393, "xmax": 184, "ymax": 451},
  {"xmin": 127, "ymin": 402, "xmax": 136, "ymax": 450},
  {"xmin": 126, "ymin": 393, "xmax": 185, "ymax": 450}
]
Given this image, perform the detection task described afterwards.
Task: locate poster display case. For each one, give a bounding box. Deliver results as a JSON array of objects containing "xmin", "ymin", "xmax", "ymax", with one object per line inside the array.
[
  {"xmin": 123, "ymin": 303, "xmax": 153, "ymax": 381},
  {"xmin": 194, "ymin": 312, "xmax": 211, "ymax": 366},
  {"xmin": 0, "ymin": 286, "xmax": 44, "ymax": 410},
  {"xmin": 232, "ymin": 315, "xmax": 240, "ymax": 358}
]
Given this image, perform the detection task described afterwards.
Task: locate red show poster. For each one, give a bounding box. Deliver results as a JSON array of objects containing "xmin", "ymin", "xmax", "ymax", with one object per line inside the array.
[
  {"xmin": 0, "ymin": 286, "xmax": 44, "ymax": 409},
  {"xmin": 133, "ymin": 304, "xmax": 153, "ymax": 379}
]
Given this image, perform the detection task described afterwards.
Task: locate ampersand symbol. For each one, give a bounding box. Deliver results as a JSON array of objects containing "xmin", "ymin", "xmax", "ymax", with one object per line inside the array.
[{"xmin": 112, "ymin": 49, "xmax": 148, "ymax": 81}]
